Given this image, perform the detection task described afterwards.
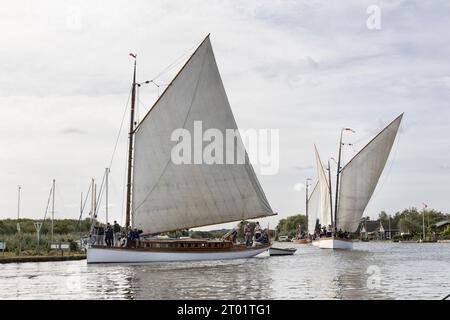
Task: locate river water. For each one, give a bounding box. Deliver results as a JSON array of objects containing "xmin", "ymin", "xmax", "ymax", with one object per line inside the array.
[{"xmin": 1, "ymin": 242, "xmax": 449, "ymax": 300}]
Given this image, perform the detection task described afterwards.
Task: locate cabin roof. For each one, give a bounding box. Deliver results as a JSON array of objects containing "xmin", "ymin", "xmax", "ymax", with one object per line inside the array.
[
  {"xmin": 435, "ymin": 220, "xmax": 450, "ymax": 228},
  {"xmin": 358, "ymin": 220, "xmax": 399, "ymax": 233}
]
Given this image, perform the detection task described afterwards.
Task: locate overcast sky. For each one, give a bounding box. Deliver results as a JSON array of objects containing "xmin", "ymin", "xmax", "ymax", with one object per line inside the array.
[{"xmin": 1, "ymin": 0, "xmax": 449, "ymax": 230}]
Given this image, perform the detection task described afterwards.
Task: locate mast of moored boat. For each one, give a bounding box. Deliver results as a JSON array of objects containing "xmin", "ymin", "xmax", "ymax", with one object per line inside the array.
[
  {"xmin": 305, "ymin": 178, "xmax": 311, "ymax": 234},
  {"xmin": 334, "ymin": 128, "xmax": 354, "ymax": 233},
  {"xmin": 51, "ymin": 179, "xmax": 55, "ymax": 244},
  {"xmin": 105, "ymin": 167, "xmax": 110, "ymax": 224},
  {"xmin": 125, "ymin": 54, "xmax": 137, "ymax": 228},
  {"xmin": 80, "ymin": 192, "xmax": 83, "ymax": 246},
  {"xmin": 334, "ymin": 130, "xmax": 344, "ymax": 234},
  {"xmin": 89, "ymin": 178, "xmax": 95, "ymax": 234}
]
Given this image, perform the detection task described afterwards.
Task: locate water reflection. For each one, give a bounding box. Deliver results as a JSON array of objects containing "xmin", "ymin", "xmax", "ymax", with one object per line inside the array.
[{"xmin": 1, "ymin": 243, "xmax": 449, "ymax": 299}]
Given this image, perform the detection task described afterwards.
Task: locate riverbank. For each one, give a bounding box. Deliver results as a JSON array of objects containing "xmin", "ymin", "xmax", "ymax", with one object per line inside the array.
[{"xmin": 0, "ymin": 254, "xmax": 86, "ymax": 264}]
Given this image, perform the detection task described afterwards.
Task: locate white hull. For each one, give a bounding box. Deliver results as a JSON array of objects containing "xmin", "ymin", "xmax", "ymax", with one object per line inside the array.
[
  {"xmin": 319, "ymin": 238, "xmax": 353, "ymax": 250},
  {"xmin": 87, "ymin": 246, "xmax": 269, "ymax": 263},
  {"xmin": 268, "ymin": 247, "xmax": 296, "ymax": 256},
  {"xmin": 312, "ymin": 240, "xmax": 320, "ymax": 247}
]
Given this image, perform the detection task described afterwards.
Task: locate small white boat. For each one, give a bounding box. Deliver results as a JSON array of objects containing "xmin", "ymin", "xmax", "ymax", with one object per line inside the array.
[
  {"xmin": 318, "ymin": 237, "xmax": 353, "ymax": 250},
  {"xmin": 268, "ymin": 247, "xmax": 297, "ymax": 256},
  {"xmin": 277, "ymin": 236, "xmax": 290, "ymax": 242}
]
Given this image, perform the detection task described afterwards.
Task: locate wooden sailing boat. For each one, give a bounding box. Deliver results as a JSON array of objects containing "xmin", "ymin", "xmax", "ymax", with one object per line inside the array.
[
  {"xmin": 307, "ymin": 146, "xmax": 333, "ymax": 247},
  {"xmin": 318, "ymin": 114, "xmax": 403, "ymax": 249},
  {"xmin": 87, "ymin": 35, "xmax": 275, "ymax": 263}
]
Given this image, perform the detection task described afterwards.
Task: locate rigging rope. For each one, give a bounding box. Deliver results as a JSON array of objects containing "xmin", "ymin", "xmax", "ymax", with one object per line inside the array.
[
  {"xmin": 41, "ymin": 187, "xmax": 53, "ymax": 230},
  {"xmin": 108, "ymin": 87, "xmax": 132, "ymax": 170},
  {"xmin": 151, "ymin": 40, "xmax": 201, "ymax": 82},
  {"xmin": 77, "ymin": 183, "xmax": 92, "ymax": 226}
]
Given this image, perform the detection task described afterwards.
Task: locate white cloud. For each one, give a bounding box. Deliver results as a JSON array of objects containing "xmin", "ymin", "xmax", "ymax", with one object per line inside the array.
[{"xmin": 293, "ymin": 183, "xmax": 306, "ymax": 193}]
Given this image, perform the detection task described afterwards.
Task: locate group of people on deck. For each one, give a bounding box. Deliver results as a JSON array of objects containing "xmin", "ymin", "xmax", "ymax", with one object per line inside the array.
[
  {"xmin": 92, "ymin": 221, "xmax": 122, "ymax": 246},
  {"xmin": 315, "ymin": 225, "xmax": 350, "ymax": 239},
  {"xmin": 92, "ymin": 220, "xmax": 271, "ymax": 248},
  {"xmin": 222, "ymin": 221, "xmax": 270, "ymax": 247},
  {"xmin": 292, "ymin": 223, "xmax": 351, "ymax": 241},
  {"xmin": 245, "ymin": 222, "xmax": 270, "ymax": 246},
  {"xmin": 91, "ymin": 221, "xmax": 143, "ymax": 248}
]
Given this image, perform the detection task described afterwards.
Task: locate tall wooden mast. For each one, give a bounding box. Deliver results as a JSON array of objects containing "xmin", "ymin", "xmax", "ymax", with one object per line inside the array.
[
  {"xmin": 327, "ymin": 160, "xmax": 334, "ymax": 228},
  {"xmin": 334, "ymin": 130, "xmax": 344, "ymax": 231},
  {"xmin": 125, "ymin": 55, "xmax": 137, "ymax": 228}
]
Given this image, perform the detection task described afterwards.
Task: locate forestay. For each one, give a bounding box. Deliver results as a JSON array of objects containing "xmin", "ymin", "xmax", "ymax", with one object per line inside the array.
[
  {"xmin": 336, "ymin": 114, "xmax": 403, "ymax": 232},
  {"xmin": 132, "ymin": 36, "xmax": 274, "ymax": 234}
]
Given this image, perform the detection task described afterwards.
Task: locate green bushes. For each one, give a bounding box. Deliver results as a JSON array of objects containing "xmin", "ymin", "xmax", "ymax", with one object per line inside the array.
[
  {"xmin": 0, "ymin": 218, "xmax": 90, "ymax": 235},
  {"xmin": 276, "ymin": 215, "xmax": 307, "ymax": 238},
  {"xmin": 442, "ymin": 225, "xmax": 450, "ymax": 239},
  {"xmin": 0, "ymin": 232, "xmax": 82, "ymax": 254}
]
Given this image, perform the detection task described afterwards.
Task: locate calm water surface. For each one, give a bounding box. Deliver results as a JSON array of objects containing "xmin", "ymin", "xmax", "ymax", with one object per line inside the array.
[{"xmin": 1, "ymin": 242, "xmax": 449, "ymax": 299}]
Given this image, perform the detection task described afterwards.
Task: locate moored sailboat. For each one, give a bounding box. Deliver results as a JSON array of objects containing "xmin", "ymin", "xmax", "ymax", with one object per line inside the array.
[{"xmin": 87, "ymin": 35, "xmax": 275, "ymax": 263}]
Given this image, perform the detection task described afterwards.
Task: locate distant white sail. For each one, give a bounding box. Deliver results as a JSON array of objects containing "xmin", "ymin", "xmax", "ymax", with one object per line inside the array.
[
  {"xmin": 336, "ymin": 114, "xmax": 403, "ymax": 232},
  {"xmin": 132, "ymin": 36, "xmax": 274, "ymax": 234},
  {"xmin": 307, "ymin": 182, "xmax": 319, "ymax": 234},
  {"xmin": 315, "ymin": 145, "xmax": 332, "ymax": 228}
]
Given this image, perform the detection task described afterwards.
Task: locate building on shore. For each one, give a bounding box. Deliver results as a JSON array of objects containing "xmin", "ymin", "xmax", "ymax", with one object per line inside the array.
[
  {"xmin": 434, "ymin": 220, "xmax": 450, "ymax": 235},
  {"xmin": 357, "ymin": 220, "xmax": 400, "ymax": 240}
]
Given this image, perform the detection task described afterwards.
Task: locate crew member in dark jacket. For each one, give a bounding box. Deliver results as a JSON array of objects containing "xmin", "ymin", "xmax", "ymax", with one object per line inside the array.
[
  {"xmin": 113, "ymin": 221, "xmax": 121, "ymax": 246},
  {"xmin": 105, "ymin": 223, "xmax": 114, "ymax": 247}
]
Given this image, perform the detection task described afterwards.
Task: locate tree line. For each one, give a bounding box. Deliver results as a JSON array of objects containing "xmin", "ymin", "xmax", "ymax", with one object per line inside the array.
[
  {"xmin": 275, "ymin": 207, "xmax": 450, "ymax": 240},
  {"xmin": 0, "ymin": 218, "xmax": 91, "ymax": 235}
]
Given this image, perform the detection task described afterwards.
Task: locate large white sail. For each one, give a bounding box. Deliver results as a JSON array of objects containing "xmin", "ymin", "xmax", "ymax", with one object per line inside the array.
[
  {"xmin": 336, "ymin": 114, "xmax": 403, "ymax": 232},
  {"xmin": 307, "ymin": 182, "xmax": 319, "ymax": 234},
  {"xmin": 315, "ymin": 145, "xmax": 332, "ymax": 228},
  {"xmin": 132, "ymin": 36, "xmax": 274, "ymax": 234}
]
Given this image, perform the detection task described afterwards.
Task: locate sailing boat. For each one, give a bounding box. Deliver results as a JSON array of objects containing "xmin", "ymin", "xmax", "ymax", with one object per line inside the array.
[
  {"xmin": 318, "ymin": 114, "xmax": 403, "ymax": 249},
  {"xmin": 308, "ymin": 145, "xmax": 333, "ymax": 247},
  {"xmin": 87, "ymin": 35, "xmax": 275, "ymax": 263}
]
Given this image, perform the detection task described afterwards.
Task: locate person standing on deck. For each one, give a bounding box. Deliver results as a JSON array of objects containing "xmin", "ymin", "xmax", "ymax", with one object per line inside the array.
[
  {"xmin": 97, "ymin": 225, "xmax": 105, "ymax": 246},
  {"xmin": 244, "ymin": 223, "xmax": 252, "ymax": 247},
  {"xmin": 126, "ymin": 226, "xmax": 133, "ymax": 247},
  {"xmin": 133, "ymin": 228, "xmax": 141, "ymax": 247},
  {"xmin": 254, "ymin": 222, "xmax": 262, "ymax": 241},
  {"xmin": 326, "ymin": 225, "xmax": 332, "ymax": 237},
  {"xmin": 105, "ymin": 223, "xmax": 114, "ymax": 247},
  {"xmin": 113, "ymin": 220, "xmax": 121, "ymax": 246}
]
